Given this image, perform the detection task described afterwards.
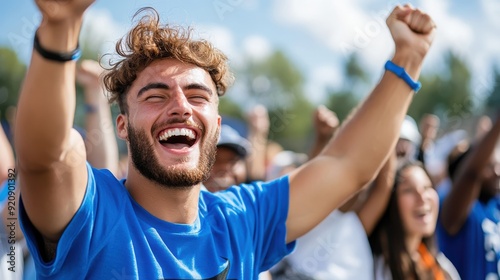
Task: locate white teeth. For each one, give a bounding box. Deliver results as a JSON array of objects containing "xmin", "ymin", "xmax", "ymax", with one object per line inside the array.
[
  {"xmin": 159, "ymin": 128, "xmax": 196, "ymax": 141},
  {"xmin": 415, "ymin": 208, "xmax": 430, "ymax": 216}
]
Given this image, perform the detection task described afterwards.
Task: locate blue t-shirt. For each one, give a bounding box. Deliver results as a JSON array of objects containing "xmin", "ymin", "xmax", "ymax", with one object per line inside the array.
[
  {"xmin": 0, "ymin": 180, "xmax": 9, "ymax": 204},
  {"xmin": 437, "ymin": 191, "xmax": 500, "ymax": 280},
  {"xmin": 20, "ymin": 164, "xmax": 295, "ymax": 279}
]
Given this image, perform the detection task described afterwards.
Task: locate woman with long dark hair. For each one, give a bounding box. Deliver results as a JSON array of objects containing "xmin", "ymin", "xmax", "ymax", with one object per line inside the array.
[{"xmin": 369, "ymin": 161, "xmax": 459, "ymax": 280}]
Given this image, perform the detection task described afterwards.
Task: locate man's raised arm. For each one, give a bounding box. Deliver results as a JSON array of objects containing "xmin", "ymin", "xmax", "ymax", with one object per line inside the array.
[
  {"xmin": 286, "ymin": 5, "xmax": 436, "ymax": 242},
  {"xmin": 15, "ymin": 0, "xmax": 95, "ymax": 244}
]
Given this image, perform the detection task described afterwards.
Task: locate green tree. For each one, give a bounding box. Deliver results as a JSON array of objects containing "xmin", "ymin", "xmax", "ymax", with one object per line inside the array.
[
  {"xmin": 236, "ymin": 50, "xmax": 314, "ymax": 151},
  {"xmin": 408, "ymin": 51, "xmax": 473, "ymax": 129},
  {"xmin": 484, "ymin": 68, "xmax": 500, "ymax": 115},
  {"xmin": 219, "ymin": 96, "xmax": 244, "ymax": 120},
  {"xmin": 324, "ymin": 54, "xmax": 366, "ymax": 122},
  {"xmin": 0, "ymin": 47, "xmax": 26, "ymax": 120},
  {"xmin": 324, "ymin": 90, "xmax": 360, "ymax": 122}
]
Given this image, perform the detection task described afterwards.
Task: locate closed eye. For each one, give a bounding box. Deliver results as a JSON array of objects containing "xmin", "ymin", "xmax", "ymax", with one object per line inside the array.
[
  {"xmin": 145, "ymin": 95, "xmax": 165, "ymax": 101},
  {"xmin": 189, "ymin": 95, "xmax": 209, "ymax": 103}
]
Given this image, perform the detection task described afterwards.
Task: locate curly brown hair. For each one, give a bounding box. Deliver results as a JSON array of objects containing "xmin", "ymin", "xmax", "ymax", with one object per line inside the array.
[{"xmin": 102, "ymin": 7, "xmax": 234, "ymax": 114}]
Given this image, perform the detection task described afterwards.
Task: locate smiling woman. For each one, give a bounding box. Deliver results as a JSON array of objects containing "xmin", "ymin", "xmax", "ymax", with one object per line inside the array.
[{"xmin": 369, "ymin": 161, "xmax": 460, "ymax": 280}]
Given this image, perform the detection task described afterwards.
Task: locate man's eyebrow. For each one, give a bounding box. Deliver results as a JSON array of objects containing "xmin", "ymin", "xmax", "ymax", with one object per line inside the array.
[
  {"xmin": 185, "ymin": 83, "xmax": 213, "ymax": 96},
  {"xmin": 137, "ymin": 82, "xmax": 169, "ymax": 97}
]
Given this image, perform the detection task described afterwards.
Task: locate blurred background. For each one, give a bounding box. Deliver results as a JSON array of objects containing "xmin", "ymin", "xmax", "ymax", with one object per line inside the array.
[{"xmin": 0, "ymin": 0, "xmax": 499, "ymax": 153}]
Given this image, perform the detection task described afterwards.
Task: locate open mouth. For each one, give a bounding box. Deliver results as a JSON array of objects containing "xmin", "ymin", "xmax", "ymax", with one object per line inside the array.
[
  {"xmin": 158, "ymin": 128, "xmax": 197, "ymax": 148},
  {"xmin": 414, "ymin": 208, "xmax": 432, "ymax": 220}
]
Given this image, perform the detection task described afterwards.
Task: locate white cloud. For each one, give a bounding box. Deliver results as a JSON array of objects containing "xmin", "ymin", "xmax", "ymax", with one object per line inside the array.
[
  {"xmin": 80, "ymin": 8, "xmax": 127, "ymax": 59},
  {"xmin": 468, "ymin": 29, "xmax": 500, "ymax": 99},
  {"xmin": 273, "ymin": 0, "xmax": 500, "ymax": 102},
  {"xmin": 196, "ymin": 25, "xmax": 242, "ymax": 67},
  {"xmin": 273, "ymin": 0, "xmax": 395, "ymax": 80},
  {"xmin": 305, "ymin": 65, "xmax": 343, "ymax": 104},
  {"xmin": 274, "ymin": 0, "xmax": 374, "ymax": 54},
  {"xmin": 241, "ymin": 0, "xmax": 260, "ymax": 11},
  {"xmin": 481, "ymin": 0, "xmax": 500, "ymax": 29},
  {"xmin": 242, "ymin": 35, "xmax": 272, "ymax": 61},
  {"xmin": 418, "ymin": 0, "xmax": 474, "ymax": 72},
  {"xmin": 419, "ymin": 0, "xmax": 499, "ymax": 98}
]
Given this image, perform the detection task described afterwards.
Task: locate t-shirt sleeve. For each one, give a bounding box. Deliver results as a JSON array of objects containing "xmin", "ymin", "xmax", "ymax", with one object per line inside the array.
[
  {"xmin": 19, "ymin": 163, "xmax": 123, "ymax": 278},
  {"xmin": 232, "ymin": 176, "xmax": 296, "ymax": 271}
]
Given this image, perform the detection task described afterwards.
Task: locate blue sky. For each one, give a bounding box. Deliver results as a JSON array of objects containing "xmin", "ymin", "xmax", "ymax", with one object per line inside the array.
[{"xmin": 1, "ymin": 0, "xmax": 499, "ymax": 105}]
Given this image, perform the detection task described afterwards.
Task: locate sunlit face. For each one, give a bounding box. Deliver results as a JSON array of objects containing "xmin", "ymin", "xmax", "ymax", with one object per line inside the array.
[
  {"xmin": 204, "ymin": 146, "xmax": 247, "ymax": 192},
  {"xmin": 396, "ymin": 166, "xmax": 438, "ymax": 238},
  {"xmin": 117, "ymin": 58, "xmax": 221, "ymax": 188}
]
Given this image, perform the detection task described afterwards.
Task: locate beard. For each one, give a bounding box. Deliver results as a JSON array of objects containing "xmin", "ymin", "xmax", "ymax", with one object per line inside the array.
[{"xmin": 127, "ymin": 123, "xmax": 218, "ymax": 189}]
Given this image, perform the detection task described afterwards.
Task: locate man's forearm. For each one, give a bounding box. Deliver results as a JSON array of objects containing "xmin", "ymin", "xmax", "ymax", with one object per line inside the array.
[
  {"xmin": 85, "ymin": 93, "xmax": 120, "ymax": 175},
  {"xmin": 15, "ymin": 19, "xmax": 83, "ymax": 168},
  {"xmin": 323, "ymin": 51, "xmax": 423, "ymax": 185}
]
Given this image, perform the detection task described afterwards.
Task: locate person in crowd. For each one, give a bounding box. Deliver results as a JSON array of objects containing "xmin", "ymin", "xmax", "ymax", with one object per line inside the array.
[
  {"xmin": 417, "ymin": 113, "xmax": 440, "ymax": 164},
  {"xmin": 370, "ymin": 161, "xmax": 460, "ymax": 280},
  {"xmin": 0, "ymin": 123, "xmax": 14, "ymax": 184},
  {"xmin": 280, "ymin": 153, "xmax": 397, "ymax": 280},
  {"xmin": 266, "ymin": 105, "xmax": 336, "ymax": 183},
  {"xmin": 204, "ymin": 124, "xmax": 252, "ymax": 192},
  {"xmin": 205, "ymin": 104, "xmax": 270, "ymax": 193},
  {"xmin": 417, "ymin": 113, "xmax": 445, "ymax": 184},
  {"xmin": 278, "ymin": 108, "xmax": 416, "ymax": 280},
  {"xmin": 14, "ymin": 0, "xmax": 435, "ymax": 278},
  {"xmin": 246, "ymin": 104, "xmax": 271, "ymax": 182},
  {"xmin": 0, "ymin": 123, "xmax": 29, "ymax": 280},
  {"xmin": 396, "ymin": 115, "xmax": 421, "ymax": 162},
  {"xmin": 204, "ymin": 121, "xmax": 270, "ymax": 279},
  {"xmin": 0, "ymin": 58, "xmax": 125, "ymax": 280},
  {"xmin": 475, "ymin": 115, "xmax": 493, "ymax": 142},
  {"xmin": 266, "ymin": 150, "xmax": 308, "ymax": 182},
  {"xmin": 437, "ymin": 113, "xmax": 500, "ymax": 280},
  {"xmin": 76, "ymin": 59, "xmax": 120, "ymax": 177},
  {"xmin": 308, "ymin": 105, "xmax": 339, "ymax": 159}
]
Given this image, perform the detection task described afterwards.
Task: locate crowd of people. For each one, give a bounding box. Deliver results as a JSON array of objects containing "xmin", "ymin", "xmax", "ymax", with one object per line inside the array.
[{"xmin": 0, "ymin": 0, "xmax": 499, "ymax": 279}]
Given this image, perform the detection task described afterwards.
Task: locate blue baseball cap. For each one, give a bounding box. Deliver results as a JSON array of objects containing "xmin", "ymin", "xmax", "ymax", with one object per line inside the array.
[{"xmin": 218, "ymin": 124, "xmax": 251, "ymax": 158}]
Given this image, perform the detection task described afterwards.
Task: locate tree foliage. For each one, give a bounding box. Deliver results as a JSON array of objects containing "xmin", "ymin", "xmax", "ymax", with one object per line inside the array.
[
  {"xmin": 219, "ymin": 96, "xmax": 245, "ymax": 120},
  {"xmin": 233, "ymin": 50, "xmax": 314, "ymax": 152},
  {"xmin": 325, "ymin": 54, "xmax": 366, "ymax": 122},
  {"xmin": 408, "ymin": 51, "xmax": 473, "ymax": 127},
  {"xmin": 0, "ymin": 47, "xmax": 26, "ymax": 120},
  {"xmin": 484, "ymin": 68, "xmax": 500, "ymax": 115}
]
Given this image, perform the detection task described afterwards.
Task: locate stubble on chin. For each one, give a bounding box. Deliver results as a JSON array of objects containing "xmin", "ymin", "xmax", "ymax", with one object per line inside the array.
[{"xmin": 127, "ymin": 123, "xmax": 218, "ymax": 189}]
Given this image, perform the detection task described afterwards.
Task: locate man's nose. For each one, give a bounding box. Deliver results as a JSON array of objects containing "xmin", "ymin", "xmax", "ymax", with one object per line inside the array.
[{"xmin": 167, "ymin": 92, "xmax": 192, "ymax": 119}]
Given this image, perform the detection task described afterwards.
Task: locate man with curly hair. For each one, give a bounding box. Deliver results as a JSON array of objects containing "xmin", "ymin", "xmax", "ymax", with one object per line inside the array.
[{"xmin": 15, "ymin": 0, "xmax": 436, "ymax": 279}]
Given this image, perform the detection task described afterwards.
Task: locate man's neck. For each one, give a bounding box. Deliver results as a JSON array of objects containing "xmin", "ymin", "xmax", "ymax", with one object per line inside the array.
[{"xmin": 125, "ymin": 169, "xmax": 201, "ymax": 224}]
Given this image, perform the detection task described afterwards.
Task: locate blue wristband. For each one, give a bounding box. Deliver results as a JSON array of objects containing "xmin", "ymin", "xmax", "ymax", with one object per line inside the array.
[
  {"xmin": 384, "ymin": 60, "xmax": 421, "ymax": 93},
  {"xmin": 33, "ymin": 31, "xmax": 81, "ymax": 62}
]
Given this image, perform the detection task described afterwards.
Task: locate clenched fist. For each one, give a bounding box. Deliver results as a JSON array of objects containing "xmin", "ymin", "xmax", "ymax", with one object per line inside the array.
[
  {"xmin": 35, "ymin": 0, "xmax": 95, "ymax": 24},
  {"xmin": 387, "ymin": 4, "xmax": 436, "ymax": 60}
]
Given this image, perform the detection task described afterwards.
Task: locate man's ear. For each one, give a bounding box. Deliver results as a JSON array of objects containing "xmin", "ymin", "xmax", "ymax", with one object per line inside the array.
[{"xmin": 116, "ymin": 114, "xmax": 128, "ymax": 141}]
